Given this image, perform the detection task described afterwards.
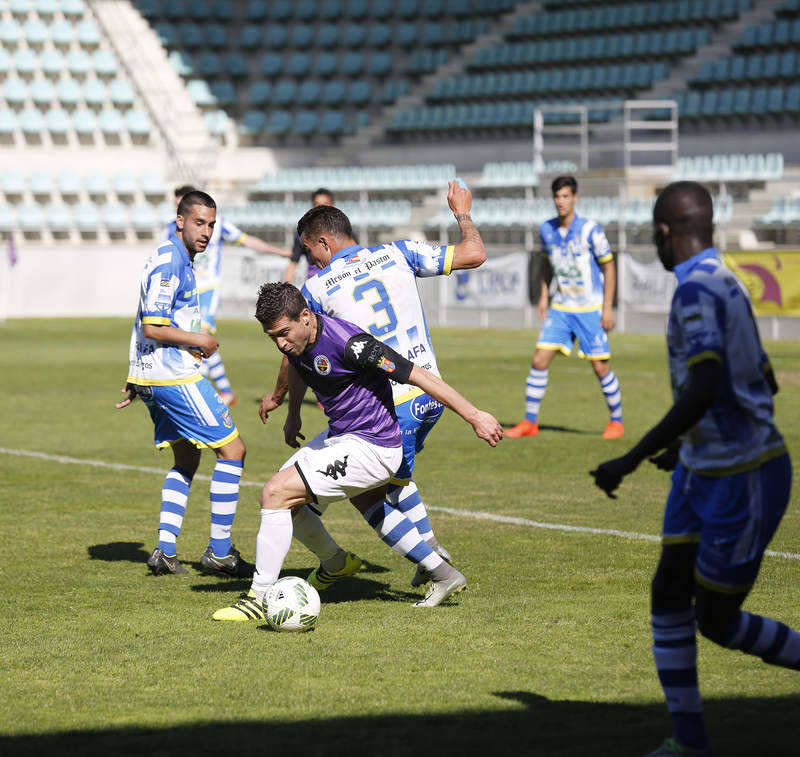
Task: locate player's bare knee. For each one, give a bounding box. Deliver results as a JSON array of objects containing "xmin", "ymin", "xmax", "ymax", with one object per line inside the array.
[{"xmin": 592, "ymin": 359, "xmax": 610, "ymax": 378}]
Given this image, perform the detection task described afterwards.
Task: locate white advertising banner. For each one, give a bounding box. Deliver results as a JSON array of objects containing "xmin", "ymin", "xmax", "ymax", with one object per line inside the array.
[
  {"xmin": 220, "ymin": 249, "xmax": 289, "ymax": 303},
  {"xmin": 619, "ymin": 254, "xmax": 676, "ymax": 314},
  {"xmin": 446, "ymin": 252, "xmax": 529, "ymax": 309}
]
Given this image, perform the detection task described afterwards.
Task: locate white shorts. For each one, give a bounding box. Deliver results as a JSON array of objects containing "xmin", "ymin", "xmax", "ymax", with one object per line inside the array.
[{"xmin": 280, "ymin": 431, "xmax": 402, "ymax": 507}]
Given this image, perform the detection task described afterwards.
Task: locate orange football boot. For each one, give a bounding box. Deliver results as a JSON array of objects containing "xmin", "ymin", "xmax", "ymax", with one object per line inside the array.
[
  {"xmin": 505, "ymin": 419, "xmax": 540, "ymax": 438},
  {"xmin": 602, "ymin": 420, "xmax": 624, "ymax": 439}
]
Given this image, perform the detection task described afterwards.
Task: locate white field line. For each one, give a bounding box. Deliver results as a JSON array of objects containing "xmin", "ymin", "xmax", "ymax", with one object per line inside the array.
[{"xmin": 3, "ymin": 447, "xmax": 800, "ymax": 562}]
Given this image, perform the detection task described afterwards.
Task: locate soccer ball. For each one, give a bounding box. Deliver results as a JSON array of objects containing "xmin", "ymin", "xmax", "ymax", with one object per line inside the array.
[{"xmin": 264, "ymin": 576, "xmax": 321, "ymax": 632}]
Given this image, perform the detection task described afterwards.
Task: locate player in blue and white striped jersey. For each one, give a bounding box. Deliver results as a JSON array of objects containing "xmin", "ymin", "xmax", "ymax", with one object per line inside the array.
[
  {"xmin": 592, "ymin": 182, "xmax": 796, "ymax": 757},
  {"xmin": 259, "ymin": 181, "xmax": 489, "ymax": 592},
  {"xmin": 507, "ymin": 175, "xmax": 624, "ymax": 440},
  {"xmin": 120, "ymin": 191, "xmax": 252, "ymax": 578},
  {"xmin": 165, "ymin": 186, "xmax": 290, "ymax": 406}
]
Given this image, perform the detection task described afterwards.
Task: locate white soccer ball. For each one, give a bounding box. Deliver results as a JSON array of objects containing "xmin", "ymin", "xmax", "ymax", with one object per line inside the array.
[{"xmin": 264, "ymin": 576, "xmax": 321, "ymax": 632}]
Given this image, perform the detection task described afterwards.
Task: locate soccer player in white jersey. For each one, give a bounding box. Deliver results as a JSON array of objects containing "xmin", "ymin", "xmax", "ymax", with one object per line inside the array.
[
  {"xmin": 592, "ymin": 182, "xmax": 796, "ymax": 757},
  {"xmin": 165, "ymin": 186, "xmax": 290, "ymax": 407},
  {"xmin": 506, "ymin": 175, "xmax": 623, "ymax": 439},
  {"xmin": 259, "ymin": 181, "xmax": 487, "ymax": 592},
  {"xmin": 119, "ymin": 191, "xmax": 252, "ymax": 578}
]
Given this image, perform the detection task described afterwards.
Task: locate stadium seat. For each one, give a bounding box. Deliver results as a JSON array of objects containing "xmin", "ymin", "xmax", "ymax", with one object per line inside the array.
[
  {"xmin": 30, "ymin": 78, "xmax": 55, "ymax": 105},
  {"xmin": 204, "ymin": 109, "xmax": 228, "ymax": 136},
  {"xmin": 297, "ymin": 79, "xmax": 322, "ymax": 105},
  {"xmin": 248, "ymin": 80, "xmax": 271, "ymax": 105},
  {"xmin": 3, "ymin": 78, "xmax": 27, "ymax": 106},
  {"xmin": 72, "ymin": 107, "xmax": 98, "ymax": 135},
  {"xmin": 84, "ymin": 171, "xmax": 109, "ymax": 195},
  {"xmin": 210, "ymin": 79, "xmax": 235, "ymax": 105},
  {"xmin": 348, "ymin": 79, "xmax": 371, "ymax": 104},
  {"xmin": 131, "ymin": 202, "xmax": 157, "ymax": 231},
  {"xmin": 239, "ymin": 24, "xmax": 262, "ymax": 49},
  {"xmin": 223, "ymin": 53, "xmax": 248, "ymax": 78},
  {"xmin": 294, "ymin": 110, "xmax": 317, "ymax": 135},
  {"xmin": 315, "ymin": 52, "xmax": 338, "ymax": 76},
  {"xmin": 342, "ymin": 24, "xmax": 366, "ymax": 47},
  {"xmin": 169, "ymin": 50, "xmax": 193, "ymax": 76},
  {"xmin": 290, "ymin": 24, "xmax": 314, "ymax": 48},
  {"xmin": 246, "ymin": 0, "xmax": 267, "ymax": 20},
  {"xmin": 46, "ymin": 203, "xmax": 73, "ymax": 232},
  {"xmin": 317, "ymin": 24, "xmax": 339, "ymax": 46},
  {"xmin": 1, "ymin": 170, "xmax": 26, "ymax": 194},
  {"xmin": 320, "ymin": 0, "xmax": 343, "ymax": 19},
  {"xmin": 113, "ymin": 172, "xmax": 138, "ymax": 196},
  {"xmin": 261, "ymin": 52, "xmax": 283, "ymax": 77},
  {"xmin": 287, "ymin": 52, "xmax": 311, "ymax": 77},
  {"xmin": 67, "ymin": 50, "xmax": 91, "ymax": 76},
  {"xmin": 239, "ymin": 110, "xmax": 265, "ymax": 134},
  {"xmin": 46, "ymin": 107, "xmax": 71, "ymax": 135},
  {"xmin": 22, "ymin": 19, "xmax": 47, "ymax": 46},
  {"xmin": 273, "ymin": 79, "xmax": 296, "ymax": 105},
  {"xmin": 57, "ymin": 170, "xmax": 82, "ymax": 196},
  {"xmin": 29, "ymin": 171, "xmax": 53, "ymax": 195},
  {"xmin": 109, "ymin": 79, "xmax": 135, "ymax": 107},
  {"xmin": 265, "ymin": 25, "xmax": 288, "ymax": 48},
  {"xmin": 14, "ymin": 48, "xmax": 38, "ymax": 76},
  {"xmin": 98, "ymin": 107, "xmax": 124, "ymax": 135},
  {"xmin": 368, "ymin": 51, "xmax": 392, "ymax": 76},
  {"xmin": 186, "ymin": 79, "xmax": 215, "ymax": 106},
  {"xmin": 140, "ymin": 172, "xmax": 166, "ymax": 197},
  {"xmin": 322, "ymin": 79, "xmax": 346, "ymax": 105},
  {"xmin": 76, "ymin": 20, "xmax": 101, "ymax": 48},
  {"xmin": 18, "ymin": 202, "xmax": 44, "ymax": 231},
  {"xmin": 125, "ymin": 109, "xmax": 150, "ymax": 136},
  {"xmin": 0, "ymin": 109, "xmax": 17, "ymax": 135},
  {"xmin": 0, "ymin": 20, "xmax": 22, "ymax": 46},
  {"xmin": 0, "ymin": 204, "xmax": 15, "ymax": 231},
  {"xmin": 40, "ymin": 49, "xmax": 65, "ymax": 77},
  {"xmin": 83, "ymin": 79, "xmax": 107, "ymax": 107},
  {"xmin": 104, "ymin": 203, "xmax": 129, "ymax": 231},
  {"xmin": 266, "ymin": 110, "xmax": 291, "ymax": 135},
  {"xmin": 319, "ymin": 109, "xmax": 345, "ymax": 135},
  {"xmin": 205, "ymin": 26, "xmax": 227, "ymax": 49},
  {"xmin": 196, "ymin": 52, "xmax": 220, "ymax": 76},
  {"xmin": 74, "ymin": 201, "xmax": 100, "ymax": 231}
]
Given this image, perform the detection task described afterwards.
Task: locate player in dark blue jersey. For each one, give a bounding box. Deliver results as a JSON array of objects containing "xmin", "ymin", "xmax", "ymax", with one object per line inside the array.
[
  {"xmin": 213, "ymin": 283, "xmax": 502, "ymax": 620},
  {"xmin": 592, "ymin": 182, "xmax": 797, "ymax": 757}
]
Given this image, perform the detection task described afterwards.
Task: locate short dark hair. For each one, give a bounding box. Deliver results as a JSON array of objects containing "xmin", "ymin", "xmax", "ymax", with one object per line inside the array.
[
  {"xmin": 174, "ymin": 184, "xmax": 197, "ymax": 199},
  {"xmin": 255, "ymin": 282, "xmax": 308, "ymax": 328},
  {"xmin": 311, "ymin": 187, "xmax": 334, "ymax": 203},
  {"xmin": 296, "ymin": 204, "xmax": 353, "ymax": 242},
  {"xmin": 551, "ymin": 175, "xmax": 578, "ymax": 195},
  {"xmin": 177, "ymin": 190, "xmax": 215, "ymax": 218}
]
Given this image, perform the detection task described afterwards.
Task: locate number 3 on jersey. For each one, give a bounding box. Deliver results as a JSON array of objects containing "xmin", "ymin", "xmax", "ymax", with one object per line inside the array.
[{"xmin": 353, "ymin": 280, "xmax": 398, "ymax": 338}]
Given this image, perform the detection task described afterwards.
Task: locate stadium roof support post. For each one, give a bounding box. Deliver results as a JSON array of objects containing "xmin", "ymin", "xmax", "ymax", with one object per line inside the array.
[
  {"xmin": 533, "ymin": 104, "xmax": 588, "ymax": 173},
  {"xmin": 622, "ymin": 99, "xmax": 678, "ymax": 175}
]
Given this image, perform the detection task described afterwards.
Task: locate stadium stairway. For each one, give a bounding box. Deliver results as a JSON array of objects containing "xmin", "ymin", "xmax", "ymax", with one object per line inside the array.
[
  {"xmin": 88, "ymin": 0, "xmax": 215, "ymax": 182},
  {"xmin": 645, "ymin": 0, "xmax": 787, "ymax": 101},
  {"xmin": 316, "ymin": 0, "xmax": 541, "ymax": 167}
]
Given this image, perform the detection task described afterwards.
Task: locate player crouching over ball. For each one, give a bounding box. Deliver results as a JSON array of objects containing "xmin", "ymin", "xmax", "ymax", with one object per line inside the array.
[{"xmin": 212, "ymin": 283, "xmax": 502, "ymax": 621}]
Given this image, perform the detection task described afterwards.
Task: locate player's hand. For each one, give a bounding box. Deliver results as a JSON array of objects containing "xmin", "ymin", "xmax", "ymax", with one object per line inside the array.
[
  {"xmin": 283, "ymin": 415, "xmax": 305, "ymax": 449},
  {"xmin": 259, "ymin": 393, "xmax": 283, "ymax": 424},
  {"xmin": 115, "ymin": 383, "xmax": 137, "ymax": 409},
  {"xmin": 447, "ymin": 179, "xmax": 472, "ymax": 218},
  {"xmin": 648, "ymin": 445, "xmax": 679, "ymax": 472},
  {"xmin": 590, "ymin": 455, "xmax": 637, "ymax": 499},
  {"xmin": 472, "ymin": 410, "xmax": 504, "ymax": 447},
  {"xmin": 601, "ymin": 306, "xmax": 616, "ymax": 332}
]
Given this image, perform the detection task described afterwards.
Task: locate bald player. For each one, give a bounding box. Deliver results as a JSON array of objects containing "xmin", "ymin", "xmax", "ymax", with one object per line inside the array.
[{"xmin": 591, "ymin": 181, "xmax": 797, "ymax": 757}]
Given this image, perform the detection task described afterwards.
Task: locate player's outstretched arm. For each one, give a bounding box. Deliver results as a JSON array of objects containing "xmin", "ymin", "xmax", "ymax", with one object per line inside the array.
[
  {"xmin": 406, "ymin": 364, "xmax": 503, "ymax": 447},
  {"xmin": 283, "ymin": 362, "xmax": 307, "ymax": 448},
  {"xmin": 242, "ymin": 234, "xmax": 292, "ymax": 258},
  {"xmin": 600, "ymin": 259, "xmax": 617, "ymax": 331},
  {"xmin": 590, "ymin": 359, "xmax": 721, "ymax": 498},
  {"xmin": 447, "ymin": 180, "xmax": 486, "ymax": 271},
  {"xmin": 259, "ymin": 356, "xmax": 289, "ymax": 424}
]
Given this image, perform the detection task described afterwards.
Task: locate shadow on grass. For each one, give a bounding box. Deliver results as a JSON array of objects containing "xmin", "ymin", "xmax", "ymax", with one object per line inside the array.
[
  {"xmin": 88, "ymin": 541, "xmax": 149, "ymax": 563},
  {"xmin": 2, "ymin": 692, "xmax": 797, "ymax": 756},
  {"xmin": 501, "ymin": 422, "xmax": 591, "ymax": 435}
]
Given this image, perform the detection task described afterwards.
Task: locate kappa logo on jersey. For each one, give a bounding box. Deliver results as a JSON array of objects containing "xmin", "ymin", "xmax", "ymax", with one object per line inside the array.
[
  {"xmin": 318, "ymin": 455, "xmax": 349, "ymax": 480},
  {"xmin": 378, "ymin": 356, "xmax": 396, "ymax": 373},
  {"xmin": 313, "ymin": 355, "xmax": 332, "ymax": 375},
  {"xmin": 349, "ymin": 339, "xmax": 367, "ymax": 359}
]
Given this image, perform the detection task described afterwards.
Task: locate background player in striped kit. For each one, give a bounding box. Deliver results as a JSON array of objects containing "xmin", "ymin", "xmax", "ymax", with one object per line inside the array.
[
  {"xmin": 165, "ymin": 185, "xmax": 290, "ymax": 407},
  {"xmin": 119, "ymin": 190, "xmax": 252, "ymax": 578},
  {"xmin": 506, "ymin": 175, "xmax": 623, "ymax": 440},
  {"xmin": 212, "ymin": 283, "xmax": 502, "ymax": 620},
  {"xmin": 592, "ymin": 181, "xmax": 797, "ymax": 757},
  {"xmin": 260, "ymin": 180, "xmax": 487, "ymax": 591}
]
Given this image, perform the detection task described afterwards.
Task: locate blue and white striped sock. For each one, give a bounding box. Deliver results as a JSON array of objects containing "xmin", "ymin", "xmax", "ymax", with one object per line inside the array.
[
  {"xmin": 156, "ymin": 468, "xmax": 192, "ymax": 556},
  {"xmin": 389, "ymin": 482, "xmax": 434, "ymax": 542},
  {"xmin": 599, "ymin": 369, "xmax": 622, "ymax": 422},
  {"xmin": 208, "ymin": 458, "xmax": 243, "ymax": 557},
  {"xmin": 206, "ymin": 350, "xmax": 232, "ymax": 395},
  {"xmin": 652, "ymin": 607, "xmax": 708, "ymax": 751},
  {"xmin": 524, "ymin": 367, "xmax": 548, "ymax": 423},
  {"xmin": 723, "ymin": 610, "xmax": 800, "ymax": 669},
  {"xmin": 363, "ymin": 500, "xmax": 442, "ymax": 571}
]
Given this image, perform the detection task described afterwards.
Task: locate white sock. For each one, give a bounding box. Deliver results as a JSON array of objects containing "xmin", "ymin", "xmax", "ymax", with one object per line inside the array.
[
  {"xmin": 251, "ymin": 509, "xmax": 293, "ymax": 601},
  {"xmin": 292, "ymin": 505, "xmax": 341, "ymax": 563}
]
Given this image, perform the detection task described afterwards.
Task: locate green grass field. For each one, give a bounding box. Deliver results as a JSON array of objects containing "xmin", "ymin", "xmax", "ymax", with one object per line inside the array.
[{"xmin": 1, "ymin": 318, "xmax": 799, "ymax": 756}]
